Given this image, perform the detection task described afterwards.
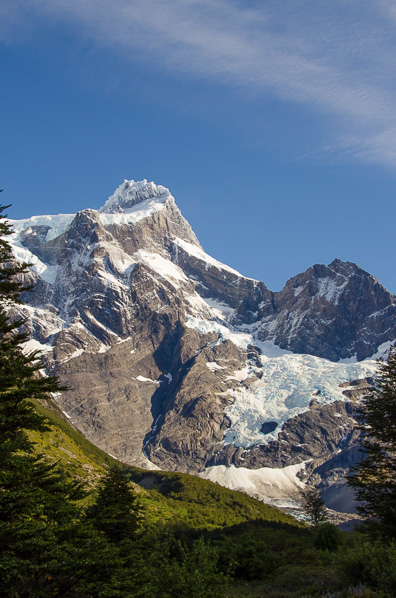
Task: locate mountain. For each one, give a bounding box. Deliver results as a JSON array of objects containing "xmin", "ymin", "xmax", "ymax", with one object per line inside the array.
[{"xmin": 9, "ymin": 179, "xmax": 396, "ymax": 512}]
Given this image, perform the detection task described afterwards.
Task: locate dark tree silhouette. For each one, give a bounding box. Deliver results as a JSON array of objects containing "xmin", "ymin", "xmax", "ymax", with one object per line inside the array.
[
  {"xmin": 348, "ymin": 346, "xmax": 396, "ymax": 538},
  {"xmin": 0, "ymin": 204, "xmax": 121, "ymax": 597},
  {"xmin": 300, "ymin": 486, "xmax": 327, "ymax": 527},
  {"xmin": 86, "ymin": 464, "xmax": 140, "ymax": 544}
]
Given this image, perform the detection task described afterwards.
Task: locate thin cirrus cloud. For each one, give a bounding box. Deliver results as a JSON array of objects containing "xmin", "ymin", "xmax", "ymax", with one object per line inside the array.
[{"xmin": 3, "ymin": 0, "xmax": 396, "ymax": 168}]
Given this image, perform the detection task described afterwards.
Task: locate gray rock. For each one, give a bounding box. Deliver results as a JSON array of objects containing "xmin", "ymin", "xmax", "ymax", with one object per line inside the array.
[{"xmin": 9, "ymin": 180, "xmax": 395, "ymax": 511}]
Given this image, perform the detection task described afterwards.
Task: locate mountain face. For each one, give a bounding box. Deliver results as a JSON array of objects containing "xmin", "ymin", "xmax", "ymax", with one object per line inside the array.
[{"xmin": 9, "ymin": 179, "xmax": 396, "ymax": 511}]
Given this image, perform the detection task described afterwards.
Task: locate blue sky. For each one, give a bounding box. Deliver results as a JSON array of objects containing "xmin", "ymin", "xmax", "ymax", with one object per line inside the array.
[{"xmin": 1, "ymin": 0, "xmax": 396, "ymax": 293}]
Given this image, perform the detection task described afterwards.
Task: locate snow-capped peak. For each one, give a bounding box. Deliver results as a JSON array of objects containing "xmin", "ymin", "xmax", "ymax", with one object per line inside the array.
[{"xmin": 99, "ymin": 179, "xmax": 172, "ymax": 214}]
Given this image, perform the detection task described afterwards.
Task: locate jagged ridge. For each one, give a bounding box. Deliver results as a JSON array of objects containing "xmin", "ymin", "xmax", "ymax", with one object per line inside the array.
[{"xmin": 8, "ymin": 179, "xmax": 396, "ymax": 512}]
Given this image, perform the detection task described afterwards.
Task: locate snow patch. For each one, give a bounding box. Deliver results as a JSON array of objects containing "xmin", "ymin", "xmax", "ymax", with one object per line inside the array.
[
  {"xmin": 202, "ymin": 298, "xmax": 235, "ymax": 318},
  {"xmin": 174, "ymin": 237, "xmax": 251, "ymax": 279},
  {"xmin": 198, "ymin": 462, "xmax": 307, "ymax": 503},
  {"xmin": 225, "ymin": 366, "xmax": 250, "ymax": 382},
  {"xmin": 367, "ymin": 340, "xmax": 394, "ymax": 360},
  {"xmin": 316, "ymin": 278, "xmax": 348, "ymax": 303},
  {"xmin": 98, "ymin": 345, "xmax": 110, "ymax": 354},
  {"xmin": 100, "ymin": 199, "xmax": 167, "ymax": 227},
  {"xmin": 185, "ymin": 292, "xmax": 215, "ymax": 317},
  {"xmin": 22, "ymin": 338, "xmax": 53, "ymax": 354},
  {"xmin": 255, "ymin": 340, "xmax": 291, "ymax": 358},
  {"xmin": 10, "ymin": 243, "xmax": 59, "ymax": 284},
  {"xmin": 185, "ymin": 317, "xmax": 252, "ymax": 349},
  {"xmin": 99, "ymin": 179, "xmax": 171, "ymax": 214},
  {"xmin": 136, "ymin": 375, "xmax": 159, "ymax": 384},
  {"xmin": 135, "ymin": 250, "xmax": 189, "ymax": 287},
  {"xmin": 206, "ymin": 362, "xmax": 226, "ymax": 372},
  {"xmin": 186, "ymin": 317, "xmax": 291, "ymax": 360},
  {"xmin": 64, "ymin": 348, "xmax": 84, "ymax": 361},
  {"xmin": 9, "ymin": 214, "xmax": 74, "ymax": 241}
]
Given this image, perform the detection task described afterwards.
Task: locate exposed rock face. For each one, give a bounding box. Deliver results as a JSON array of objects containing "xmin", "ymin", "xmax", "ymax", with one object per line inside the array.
[
  {"xmin": 264, "ymin": 260, "xmax": 395, "ymax": 361},
  {"xmin": 144, "ymin": 337, "xmax": 258, "ymax": 472},
  {"xmin": 208, "ymin": 400, "xmax": 358, "ymax": 469},
  {"xmin": 9, "ymin": 179, "xmax": 396, "ymax": 509}
]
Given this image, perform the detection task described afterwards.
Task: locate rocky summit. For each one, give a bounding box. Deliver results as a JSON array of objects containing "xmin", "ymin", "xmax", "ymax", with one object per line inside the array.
[{"xmin": 9, "ymin": 179, "xmax": 396, "ymax": 512}]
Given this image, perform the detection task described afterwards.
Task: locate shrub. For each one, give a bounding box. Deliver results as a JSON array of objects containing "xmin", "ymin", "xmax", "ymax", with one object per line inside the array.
[
  {"xmin": 133, "ymin": 534, "xmax": 228, "ymax": 598},
  {"xmin": 217, "ymin": 533, "xmax": 281, "ymax": 580},
  {"xmin": 313, "ymin": 522, "xmax": 344, "ymax": 551},
  {"xmin": 336, "ymin": 540, "xmax": 396, "ymax": 594}
]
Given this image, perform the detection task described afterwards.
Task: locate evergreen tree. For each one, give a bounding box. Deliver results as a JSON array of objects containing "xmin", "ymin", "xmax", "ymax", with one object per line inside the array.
[
  {"xmin": 0, "ymin": 202, "xmax": 32, "ymax": 303},
  {"xmin": 0, "ymin": 204, "xmax": 66, "ymax": 451},
  {"xmin": 300, "ymin": 486, "xmax": 327, "ymax": 527},
  {"xmin": 0, "ymin": 204, "xmax": 122, "ymax": 597},
  {"xmin": 348, "ymin": 347, "xmax": 396, "ymax": 538},
  {"xmin": 0, "ymin": 450, "xmax": 122, "ymax": 598},
  {"xmin": 86, "ymin": 464, "xmax": 140, "ymax": 544}
]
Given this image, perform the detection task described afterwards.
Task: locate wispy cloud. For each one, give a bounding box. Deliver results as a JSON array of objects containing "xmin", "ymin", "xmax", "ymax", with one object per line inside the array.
[{"xmin": 4, "ymin": 0, "xmax": 396, "ymax": 168}]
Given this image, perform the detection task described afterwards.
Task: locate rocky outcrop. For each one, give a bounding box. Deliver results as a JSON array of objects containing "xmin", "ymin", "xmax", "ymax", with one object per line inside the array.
[
  {"xmin": 226, "ymin": 259, "xmax": 396, "ymax": 361},
  {"xmin": 208, "ymin": 400, "xmax": 358, "ymax": 470},
  {"xmin": 145, "ymin": 338, "xmax": 261, "ymax": 471},
  {"xmin": 267, "ymin": 260, "xmax": 396, "ymax": 361},
  {"xmin": 9, "ymin": 179, "xmax": 396, "ymax": 511}
]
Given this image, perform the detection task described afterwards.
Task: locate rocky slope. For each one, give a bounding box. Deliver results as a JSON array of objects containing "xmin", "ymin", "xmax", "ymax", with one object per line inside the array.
[{"xmin": 9, "ymin": 179, "xmax": 396, "ymax": 511}]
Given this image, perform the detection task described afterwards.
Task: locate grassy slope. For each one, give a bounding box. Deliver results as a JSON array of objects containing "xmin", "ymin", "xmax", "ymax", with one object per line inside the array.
[
  {"xmin": 29, "ymin": 398, "xmax": 298, "ymax": 529},
  {"xmin": 29, "ymin": 399, "xmax": 115, "ymax": 486},
  {"xmin": 31, "ymin": 399, "xmax": 365, "ymax": 597}
]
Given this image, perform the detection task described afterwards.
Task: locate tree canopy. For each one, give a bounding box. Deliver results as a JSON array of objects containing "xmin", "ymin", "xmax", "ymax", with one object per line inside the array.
[
  {"xmin": 0, "ymin": 204, "xmax": 122, "ymax": 597},
  {"xmin": 0, "ymin": 204, "xmax": 66, "ymax": 451},
  {"xmin": 86, "ymin": 464, "xmax": 140, "ymax": 544},
  {"xmin": 348, "ymin": 346, "xmax": 396, "ymax": 538},
  {"xmin": 300, "ymin": 486, "xmax": 328, "ymax": 527}
]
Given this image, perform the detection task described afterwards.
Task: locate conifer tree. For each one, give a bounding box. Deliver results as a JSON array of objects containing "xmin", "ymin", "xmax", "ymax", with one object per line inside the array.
[
  {"xmin": 0, "ymin": 204, "xmax": 121, "ymax": 597},
  {"xmin": 0, "ymin": 204, "xmax": 65, "ymax": 451},
  {"xmin": 348, "ymin": 347, "xmax": 396, "ymax": 538},
  {"xmin": 0, "ymin": 202, "xmax": 32, "ymax": 303},
  {"xmin": 300, "ymin": 486, "xmax": 328, "ymax": 527},
  {"xmin": 86, "ymin": 464, "xmax": 140, "ymax": 544}
]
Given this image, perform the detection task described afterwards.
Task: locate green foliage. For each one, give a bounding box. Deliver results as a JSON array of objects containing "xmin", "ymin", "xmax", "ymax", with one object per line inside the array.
[
  {"xmin": 130, "ymin": 535, "xmax": 227, "ymax": 598},
  {"xmin": 0, "ymin": 341, "xmax": 66, "ymax": 447},
  {"xmin": 0, "ymin": 204, "xmax": 32, "ymax": 304},
  {"xmin": 313, "ymin": 522, "xmax": 344, "ymax": 551},
  {"xmin": 130, "ymin": 469, "xmax": 298, "ymax": 530},
  {"xmin": 336, "ymin": 539, "xmax": 396, "ymax": 596},
  {"xmin": 348, "ymin": 347, "xmax": 396, "ymax": 539},
  {"xmin": 0, "ymin": 205, "xmax": 66, "ymax": 451},
  {"xmin": 300, "ymin": 486, "xmax": 328, "ymax": 527},
  {"xmin": 31, "ymin": 398, "xmax": 116, "ymax": 471},
  {"xmin": 0, "ymin": 436, "xmax": 126, "ymax": 597},
  {"xmin": 216, "ymin": 532, "xmax": 281, "ymax": 580},
  {"xmin": 86, "ymin": 464, "xmax": 141, "ymax": 544}
]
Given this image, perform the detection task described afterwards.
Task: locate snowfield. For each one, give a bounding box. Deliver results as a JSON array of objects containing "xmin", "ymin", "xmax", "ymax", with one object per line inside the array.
[{"xmin": 198, "ymin": 462, "xmax": 307, "ymax": 506}]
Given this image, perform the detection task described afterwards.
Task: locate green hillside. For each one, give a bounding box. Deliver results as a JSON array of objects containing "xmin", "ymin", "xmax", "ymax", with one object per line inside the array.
[
  {"xmin": 29, "ymin": 398, "xmax": 297, "ymax": 530},
  {"xmin": 23, "ymin": 398, "xmax": 396, "ymax": 598},
  {"xmin": 29, "ymin": 398, "xmax": 115, "ymax": 483}
]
